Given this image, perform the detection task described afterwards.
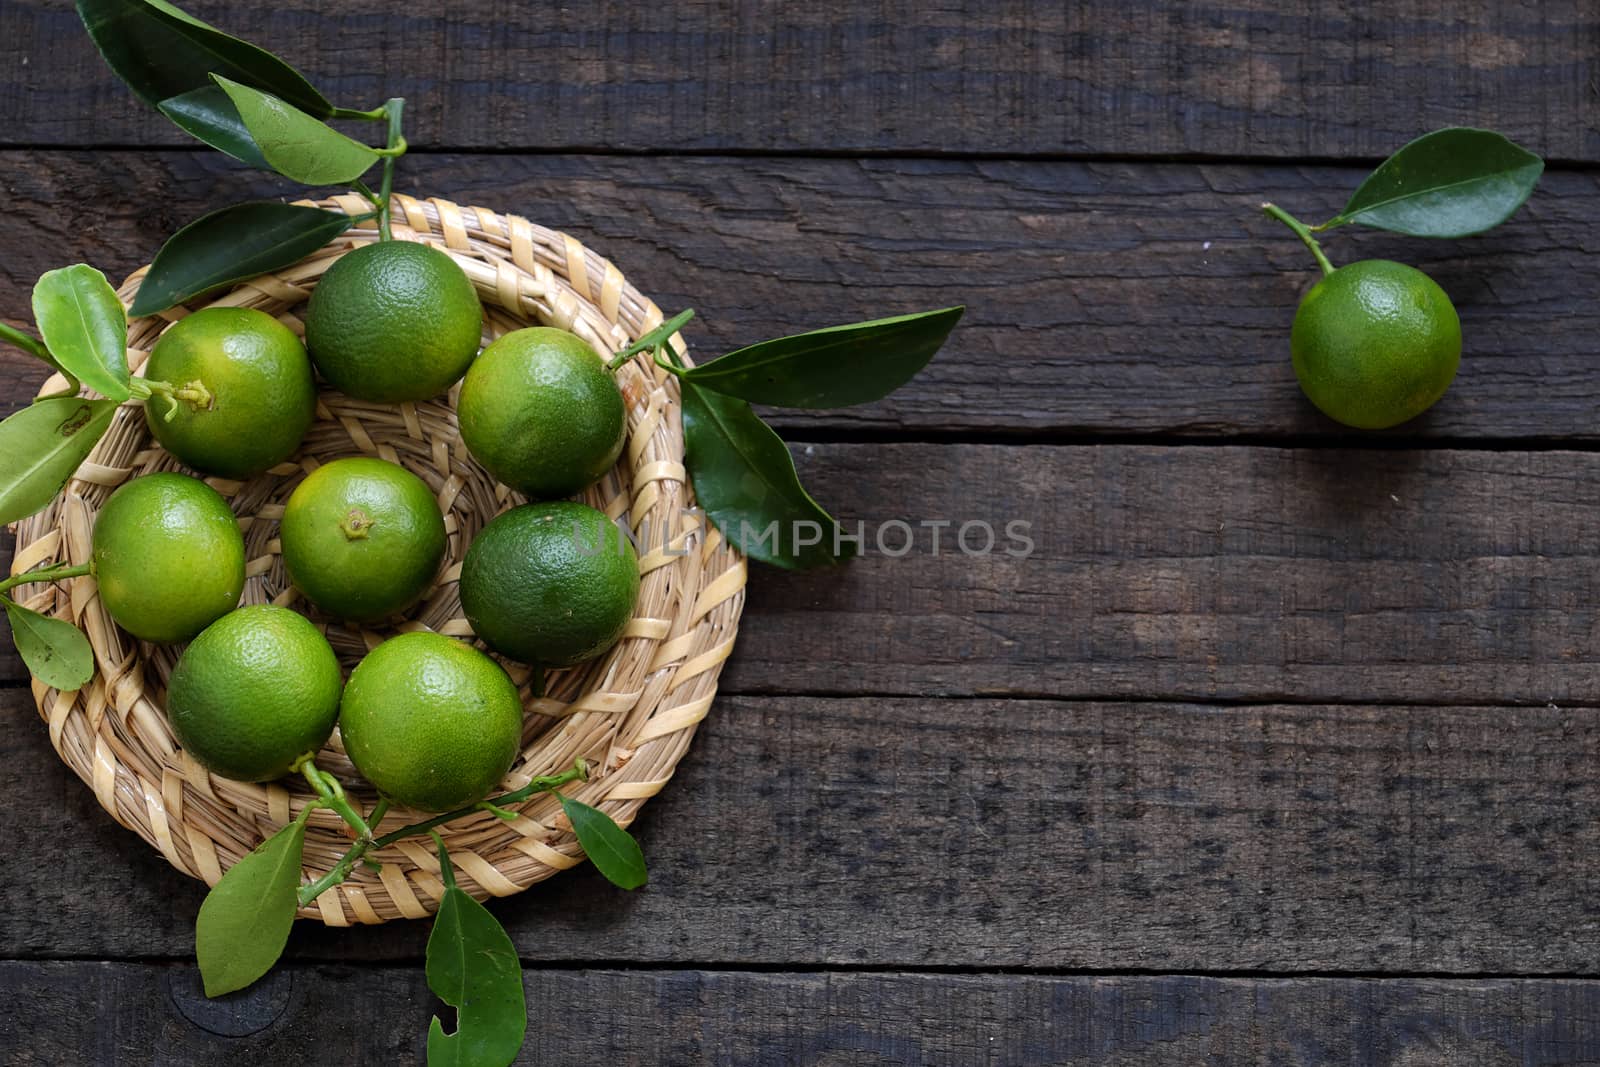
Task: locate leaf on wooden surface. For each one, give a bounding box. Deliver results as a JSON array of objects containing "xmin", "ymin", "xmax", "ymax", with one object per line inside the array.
[
  {"xmin": 558, "ymin": 795, "xmax": 648, "ymax": 890},
  {"xmin": 425, "ymin": 885, "xmax": 526, "ymax": 1066},
  {"xmin": 681, "ymin": 382, "xmax": 855, "ymax": 569},
  {"xmin": 683, "ymin": 306, "xmax": 964, "ymax": 408},
  {"xmin": 1327, "ymin": 127, "xmax": 1544, "ymax": 238},
  {"xmin": 194, "ymin": 816, "xmax": 307, "ymax": 998},
  {"xmin": 75, "ymin": 0, "xmax": 331, "ymax": 119}
]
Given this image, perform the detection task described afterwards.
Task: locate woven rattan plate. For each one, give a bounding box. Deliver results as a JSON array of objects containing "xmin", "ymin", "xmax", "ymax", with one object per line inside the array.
[{"xmin": 8, "ymin": 193, "xmax": 746, "ymax": 925}]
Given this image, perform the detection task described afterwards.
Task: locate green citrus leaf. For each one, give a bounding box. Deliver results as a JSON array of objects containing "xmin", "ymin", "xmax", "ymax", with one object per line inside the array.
[
  {"xmin": 1329, "ymin": 127, "xmax": 1544, "ymax": 238},
  {"xmin": 157, "ymin": 85, "xmax": 269, "ymax": 169},
  {"xmin": 683, "ymin": 306, "xmax": 964, "ymax": 408},
  {"xmin": 75, "ymin": 0, "xmax": 331, "ymax": 119},
  {"xmin": 195, "ymin": 815, "xmax": 306, "ymax": 997},
  {"xmin": 681, "ymin": 382, "xmax": 855, "ymax": 569},
  {"xmin": 214, "ymin": 76, "xmax": 380, "ymax": 186},
  {"xmin": 0, "ymin": 398, "xmax": 118, "ymax": 526},
  {"xmin": 425, "ymin": 886, "xmax": 527, "ymax": 1067},
  {"xmin": 31, "ymin": 265, "xmax": 130, "ymax": 402},
  {"xmin": 4, "ymin": 603, "xmax": 94, "ymax": 691},
  {"xmin": 558, "ymin": 795, "xmax": 647, "ymax": 889},
  {"xmin": 129, "ymin": 202, "xmax": 354, "ymax": 317}
]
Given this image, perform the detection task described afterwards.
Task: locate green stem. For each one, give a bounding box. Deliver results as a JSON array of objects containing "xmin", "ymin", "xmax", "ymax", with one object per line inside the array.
[
  {"xmin": 477, "ymin": 799, "xmax": 520, "ymax": 821},
  {"xmin": 298, "ymin": 848, "xmax": 363, "ymax": 907},
  {"xmin": 331, "ymin": 105, "xmax": 387, "ymax": 121},
  {"xmin": 294, "ymin": 761, "xmax": 589, "ymax": 907},
  {"xmin": 294, "ymin": 769, "xmax": 387, "ymax": 907},
  {"xmin": 0, "ymin": 562, "xmax": 91, "ymax": 599},
  {"xmin": 375, "ymin": 98, "xmax": 405, "ymax": 242},
  {"xmin": 34, "ymin": 375, "xmax": 82, "ymax": 402},
  {"xmin": 0, "ymin": 322, "xmax": 53, "ymax": 364},
  {"xmin": 372, "ymin": 762, "xmax": 588, "ymax": 849},
  {"xmin": 1, "ymin": 323, "xmax": 81, "ymax": 398},
  {"xmin": 654, "ymin": 344, "xmax": 685, "ymax": 374},
  {"xmin": 298, "ymin": 835, "xmax": 370, "ymax": 906},
  {"xmin": 1261, "ymin": 202, "xmax": 1336, "ymax": 277},
  {"xmin": 608, "ymin": 347, "xmax": 643, "ymax": 372},
  {"xmin": 610, "ymin": 309, "xmax": 696, "ymax": 372},
  {"xmin": 300, "ymin": 761, "xmax": 372, "ymax": 840}
]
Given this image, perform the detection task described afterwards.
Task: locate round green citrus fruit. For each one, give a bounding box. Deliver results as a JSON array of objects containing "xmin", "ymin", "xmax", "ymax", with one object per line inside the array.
[
  {"xmin": 459, "ymin": 501, "xmax": 639, "ymax": 668},
  {"xmin": 303, "ymin": 241, "xmax": 482, "ymax": 402},
  {"xmin": 1291, "ymin": 259, "xmax": 1462, "ymax": 430},
  {"xmin": 457, "ymin": 327, "xmax": 626, "ymax": 499},
  {"xmin": 166, "ymin": 604, "xmax": 342, "ymax": 782},
  {"xmin": 142, "ymin": 307, "xmax": 316, "ymax": 479},
  {"xmin": 280, "ymin": 457, "xmax": 446, "ymax": 623},
  {"xmin": 339, "ymin": 632, "xmax": 523, "ymax": 812},
  {"xmin": 92, "ymin": 473, "xmax": 245, "ymax": 643}
]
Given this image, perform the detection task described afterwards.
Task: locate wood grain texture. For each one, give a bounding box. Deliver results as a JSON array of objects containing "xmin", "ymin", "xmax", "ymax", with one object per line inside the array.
[
  {"xmin": 720, "ymin": 442, "xmax": 1600, "ymax": 704},
  {"xmin": 0, "ymin": 539, "xmax": 19, "ymax": 680},
  {"xmin": 2, "ymin": 151, "xmax": 1596, "ymax": 440},
  {"xmin": 6, "ymin": 686, "xmax": 1600, "ymax": 972},
  {"xmin": 13, "ymin": 441, "xmax": 1600, "ymax": 704},
  {"xmin": 5, "ymin": 963, "xmax": 1600, "ymax": 1066},
  {"xmin": 2, "ymin": 1, "xmax": 1595, "ymax": 160}
]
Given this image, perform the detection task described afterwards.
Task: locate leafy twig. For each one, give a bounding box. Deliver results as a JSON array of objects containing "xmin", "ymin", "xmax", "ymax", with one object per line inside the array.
[{"xmin": 296, "ymin": 760, "xmax": 589, "ymax": 907}]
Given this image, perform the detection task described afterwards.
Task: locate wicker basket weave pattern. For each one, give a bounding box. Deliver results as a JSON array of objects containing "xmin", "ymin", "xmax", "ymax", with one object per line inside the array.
[{"xmin": 8, "ymin": 194, "xmax": 746, "ymax": 925}]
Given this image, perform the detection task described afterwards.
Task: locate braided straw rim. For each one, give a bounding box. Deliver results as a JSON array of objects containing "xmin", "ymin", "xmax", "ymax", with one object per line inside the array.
[{"xmin": 8, "ymin": 193, "xmax": 746, "ymax": 925}]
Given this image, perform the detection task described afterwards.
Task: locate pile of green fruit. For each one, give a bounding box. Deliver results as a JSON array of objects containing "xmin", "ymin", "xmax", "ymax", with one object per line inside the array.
[
  {"xmin": 33, "ymin": 236, "xmax": 644, "ymax": 792},
  {"xmin": 96, "ymin": 251, "xmax": 647, "ymax": 805}
]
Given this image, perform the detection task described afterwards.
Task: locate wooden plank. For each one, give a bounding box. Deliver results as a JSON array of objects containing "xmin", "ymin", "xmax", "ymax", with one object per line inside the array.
[
  {"xmin": 3, "ymin": 151, "xmax": 1597, "ymax": 440},
  {"xmin": 3, "ymin": 1, "xmax": 1595, "ymax": 160},
  {"xmin": 6, "ymin": 687, "xmax": 1600, "ymax": 972},
  {"xmin": 7, "ymin": 963, "xmax": 1600, "ymax": 1065},
  {"xmin": 0, "ymin": 538, "xmax": 20, "ymax": 681},
  {"xmin": 717, "ymin": 442, "xmax": 1600, "ymax": 704},
  {"xmin": 12, "ymin": 441, "xmax": 1600, "ymax": 704}
]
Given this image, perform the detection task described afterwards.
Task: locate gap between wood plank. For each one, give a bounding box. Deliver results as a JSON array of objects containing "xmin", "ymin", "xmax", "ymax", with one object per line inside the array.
[
  {"xmin": 1, "ymin": 141, "xmax": 1599, "ymax": 172},
  {"xmin": 5, "ymin": 955, "xmax": 1600, "ymax": 983},
  {"xmin": 1, "ymin": 678, "xmax": 1595, "ymax": 712}
]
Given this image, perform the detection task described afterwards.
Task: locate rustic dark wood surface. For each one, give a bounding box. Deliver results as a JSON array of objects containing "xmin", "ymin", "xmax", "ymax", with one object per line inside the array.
[
  {"xmin": 7, "ymin": 154, "xmax": 1600, "ymax": 442},
  {"xmin": 8, "ymin": 965, "xmax": 1600, "ymax": 1066},
  {"xmin": 4, "ymin": 1, "xmax": 1600, "ymax": 1064},
  {"xmin": 4, "ymin": 1, "xmax": 1598, "ymax": 160}
]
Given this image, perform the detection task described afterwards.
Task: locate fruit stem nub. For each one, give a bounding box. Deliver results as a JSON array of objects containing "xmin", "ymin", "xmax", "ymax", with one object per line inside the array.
[
  {"xmin": 175, "ymin": 379, "xmax": 214, "ymax": 410},
  {"xmin": 131, "ymin": 377, "xmax": 214, "ymax": 421},
  {"xmin": 1261, "ymin": 202, "xmax": 1336, "ymax": 277},
  {"xmin": 340, "ymin": 508, "xmax": 374, "ymax": 541}
]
